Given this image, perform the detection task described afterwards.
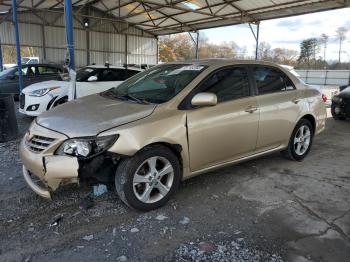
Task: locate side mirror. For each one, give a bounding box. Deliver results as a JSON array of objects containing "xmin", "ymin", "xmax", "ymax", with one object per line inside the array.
[
  {"xmin": 87, "ymin": 75, "xmax": 98, "ymax": 82},
  {"xmin": 191, "ymin": 92, "xmax": 217, "ymax": 107}
]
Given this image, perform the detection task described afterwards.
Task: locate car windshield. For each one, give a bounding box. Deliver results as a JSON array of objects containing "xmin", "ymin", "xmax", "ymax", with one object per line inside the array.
[
  {"xmin": 102, "ymin": 64, "xmax": 206, "ymax": 104},
  {"xmin": 21, "ymin": 58, "xmax": 30, "ymax": 64}
]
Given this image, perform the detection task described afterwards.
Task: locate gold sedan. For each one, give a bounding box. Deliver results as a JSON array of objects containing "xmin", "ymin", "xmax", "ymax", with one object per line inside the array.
[{"xmin": 20, "ymin": 60, "xmax": 326, "ymax": 211}]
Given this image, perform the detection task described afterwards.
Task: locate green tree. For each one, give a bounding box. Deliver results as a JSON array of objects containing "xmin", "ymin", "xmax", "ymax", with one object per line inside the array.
[
  {"xmin": 298, "ymin": 38, "xmax": 318, "ymax": 68},
  {"xmin": 336, "ymin": 27, "xmax": 348, "ymax": 63}
]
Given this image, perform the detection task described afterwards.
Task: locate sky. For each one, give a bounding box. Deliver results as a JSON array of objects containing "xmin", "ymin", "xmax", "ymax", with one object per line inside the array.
[{"xmin": 202, "ymin": 8, "xmax": 350, "ymax": 62}]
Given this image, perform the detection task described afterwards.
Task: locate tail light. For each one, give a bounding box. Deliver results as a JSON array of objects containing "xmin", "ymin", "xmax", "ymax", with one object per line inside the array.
[{"xmin": 322, "ymin": 94, "xmax": 327, "ymax": 103}]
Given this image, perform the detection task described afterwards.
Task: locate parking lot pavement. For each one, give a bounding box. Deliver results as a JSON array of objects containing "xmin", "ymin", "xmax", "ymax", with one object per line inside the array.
[{"xmin": 0, "ymin": 108, "xmax": 349, "ymax": 261}]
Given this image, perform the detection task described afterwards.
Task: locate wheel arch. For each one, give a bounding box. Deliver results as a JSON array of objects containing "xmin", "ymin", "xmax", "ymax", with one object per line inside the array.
[
  {"xmin": 299, "ymin": 114, "xmax": 316, "ymax": 134},
  {"xmin": 138, "ymin": 142, "xmax": 184, "ymax": 179}
]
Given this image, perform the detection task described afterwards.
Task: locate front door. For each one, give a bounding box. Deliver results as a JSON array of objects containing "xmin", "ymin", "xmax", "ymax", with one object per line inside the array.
[{"xmin": 186, "ymin": 66, "xmax": 260, "ymax": 172}]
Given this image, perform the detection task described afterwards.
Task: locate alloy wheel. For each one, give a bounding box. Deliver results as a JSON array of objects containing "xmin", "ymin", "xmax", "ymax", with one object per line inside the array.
[
  {"xmin": 294, "ymin": 125, "xmax": 311, "ymax": 156},
  {"xmin": 132, "ymin": 156, "xmax": 174, "ymax": 204}
]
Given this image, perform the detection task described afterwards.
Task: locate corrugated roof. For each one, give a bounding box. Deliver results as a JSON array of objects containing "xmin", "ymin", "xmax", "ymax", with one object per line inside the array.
[{"xmin": 0, "ymin": 0, "xmax": 349, "ymax": 35}]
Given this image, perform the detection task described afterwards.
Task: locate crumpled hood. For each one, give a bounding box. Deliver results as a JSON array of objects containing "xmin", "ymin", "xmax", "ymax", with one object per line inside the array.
[
  {"xmin": 36, "ymin": 94, "xmax": 156, "ymax": 137},
  {"xmin": 22, "ymin": 80, "xmax": 68, "ymax": 93}
]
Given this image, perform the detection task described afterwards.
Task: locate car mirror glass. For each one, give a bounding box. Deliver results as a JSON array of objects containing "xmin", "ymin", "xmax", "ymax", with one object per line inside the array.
[{"xmin": 191, "ymin": 92, "xmax": 217, "ymax": 107}]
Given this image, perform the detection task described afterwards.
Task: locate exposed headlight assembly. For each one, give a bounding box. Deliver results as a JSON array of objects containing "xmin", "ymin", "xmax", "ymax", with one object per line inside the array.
[
  {"xmin": 332, "ymin": 96, "xmax": 343, "ymax": 103},
  {"xmin": 28, "ymin": 86, "xmax": 60, "ymax": 97},
  {"xmin": 56, "ymin": 135, "xmax": 118, "ymax": 158}
]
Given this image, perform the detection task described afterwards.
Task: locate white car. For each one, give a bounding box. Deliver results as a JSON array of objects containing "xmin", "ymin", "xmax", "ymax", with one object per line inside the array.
[{"xmin": 19, "ymin": 65, "xmax": 143, "ymax": 116}]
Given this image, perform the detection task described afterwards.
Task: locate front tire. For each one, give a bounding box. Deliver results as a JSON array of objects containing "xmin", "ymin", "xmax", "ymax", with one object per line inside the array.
[
  {"xmin": 115, "ymin": 145, "xmax": 180, "ymax": 211},
  {"xmin": 282, "ymin": 119, "xmax": 313, "ymax": 161}
]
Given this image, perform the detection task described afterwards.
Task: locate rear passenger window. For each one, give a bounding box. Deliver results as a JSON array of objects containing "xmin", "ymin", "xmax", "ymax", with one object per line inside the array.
[
  {"xmin": 101, "ymin": 69, "xmax": 120, "ymax": 81},
  {"xmin": 198, "ymin": 67, "xmax": 250, "ymax": 103},
  {"xmin": 37, "ymin": 66, "xmax": 59, "ymax": 75},
  {"xmin": 253, "ymin": 67, "xmax": 295, "ymax": 95}
]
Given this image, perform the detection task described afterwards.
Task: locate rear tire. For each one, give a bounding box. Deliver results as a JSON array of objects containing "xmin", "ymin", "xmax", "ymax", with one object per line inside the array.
[
  {"xmin": 115, "ymin": 145, "xmax": 180, "ymax": 211},
  {"xmin": 282, "ymin": 119, "xmax": 314, "ymax": 161}
]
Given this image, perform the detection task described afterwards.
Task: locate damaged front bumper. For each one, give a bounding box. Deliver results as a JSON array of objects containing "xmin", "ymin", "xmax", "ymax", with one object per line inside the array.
[
  {"xmin": 19, "ymin": 122, "xmax": 80, "ymax": 199},
  {"xmin": 21, "ymin": 144, "xmax": 80, "ymax": 198},
  {"xmin": 22, "ymin": 166, "xmax": 51, "ymax": 199},
  {"xmin": 20, "ymin": 122, "xmax": 119, "ymax": 198}
]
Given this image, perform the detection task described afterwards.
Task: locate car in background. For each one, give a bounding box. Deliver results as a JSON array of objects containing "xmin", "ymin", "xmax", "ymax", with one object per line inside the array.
[
  {"xmin": 0, "ymin": 64, "xmax": 67, "ymax": 99},
  {"xmin": 20, "ymin": 60, "xmax": 326, "ymax": 211},
  {"xmin": 4, "ymin": 57, "xmax": 40, "ymax": 70},
  {"xmin": 19, "ymin": 64, "xmax": 143, "ymax": 116},
  {"xmin": 331, "ymin": 85, "xmax": 350, "ymax": 120}
]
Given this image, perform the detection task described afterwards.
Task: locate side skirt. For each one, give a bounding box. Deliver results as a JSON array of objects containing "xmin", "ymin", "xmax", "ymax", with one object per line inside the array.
[{"xmin": 183, "ymin": 145, "xmax": 286, "ymax": 180}]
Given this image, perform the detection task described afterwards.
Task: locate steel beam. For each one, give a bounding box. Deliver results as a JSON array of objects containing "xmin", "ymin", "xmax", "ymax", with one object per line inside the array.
[
  {"xmin": 12, "ymin": 0, "xmax": 24, "ymax": 92},
  {"xmin": 0, "ymin": 36, "xmax": 3, "ymax": 71},
  {"xmin": 255, "ymin": 23, "xmax": 260, "ymax": 60},
  {"xmin": 64, "ymin": 0, "xmax": 75, "ymax": 71}
]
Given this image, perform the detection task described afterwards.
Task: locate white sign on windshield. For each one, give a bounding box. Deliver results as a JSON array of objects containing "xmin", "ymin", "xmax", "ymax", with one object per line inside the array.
[{"xmin": 168, "ymin": 65, "xmax": 204, "ymax": 75}]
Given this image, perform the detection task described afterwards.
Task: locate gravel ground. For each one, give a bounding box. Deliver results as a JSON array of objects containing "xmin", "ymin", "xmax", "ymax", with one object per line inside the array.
[{"xmin": 0, "ymin": 104, "xmax": 349, "ymax": 261}]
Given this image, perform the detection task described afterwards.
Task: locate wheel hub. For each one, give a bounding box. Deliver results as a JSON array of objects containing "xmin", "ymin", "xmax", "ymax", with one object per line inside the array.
[{"xmin": 132, "ymin": 156, "xmax": 174, "ymax": 204}]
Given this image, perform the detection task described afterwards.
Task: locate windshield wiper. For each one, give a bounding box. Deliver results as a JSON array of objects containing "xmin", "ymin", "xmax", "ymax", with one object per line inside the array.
[{"xmin": 118, "ymin": 94, "xmax": 152, "ymax": 104}]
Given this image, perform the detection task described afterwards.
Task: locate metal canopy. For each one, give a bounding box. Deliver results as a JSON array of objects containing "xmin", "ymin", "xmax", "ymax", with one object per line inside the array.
[{"xmin": 0, "ymin": 0, "xmax": 349, "ymax": 36}]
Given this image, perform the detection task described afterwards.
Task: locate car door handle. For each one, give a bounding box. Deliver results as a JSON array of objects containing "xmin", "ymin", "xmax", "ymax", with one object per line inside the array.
[
  {"xmin": 292, "ymin": 98, "xmax": 301, "ymax": 104},
  {"xmin": 245, "ymin": 106, "xmax": 258, "ymax": 113}
]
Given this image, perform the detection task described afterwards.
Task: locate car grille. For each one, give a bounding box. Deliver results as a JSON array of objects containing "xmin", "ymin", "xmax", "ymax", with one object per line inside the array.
[
  {"xmin": 26, "ymin": 135, "xmax": 56, "ymax": 153},
  {"xmin": 19, "ymin": 94, "xmax": 25, "ymax": 109}
]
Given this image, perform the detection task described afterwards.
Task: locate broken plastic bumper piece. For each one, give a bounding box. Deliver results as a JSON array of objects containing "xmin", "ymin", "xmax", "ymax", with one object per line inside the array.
[
  {"xmin": 22, "ymin": 166, "xmax": 51, "ymax": 199},
  {"xmin": 21, "ymin": 155, "xmax": 80, "ymax": 199}
]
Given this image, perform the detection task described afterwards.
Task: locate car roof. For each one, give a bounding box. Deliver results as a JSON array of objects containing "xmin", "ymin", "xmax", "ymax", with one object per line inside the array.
[
  {"xmin": 86, "ymin": 65, "xmax": 143, "ymax": 71},
  {"xmin": 11, "ymin": 64, "xmax": 64, "ymax": 68},
  {"xmin": 164, "ymin": 59, "xmax": 289, "ymax": 69}
]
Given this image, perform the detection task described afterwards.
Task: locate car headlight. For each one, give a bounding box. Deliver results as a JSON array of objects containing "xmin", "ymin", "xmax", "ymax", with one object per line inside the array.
[
  {"xmin": 28, "ymin": 86, "xmax": 60, "ymax": 97},
  {"xmin": 332, "ymin": 96, "xmax": 343, "ymax": 103},
  {"xmin": 56, "ymin": 135, "xmax": 118, "ymax": 157}
]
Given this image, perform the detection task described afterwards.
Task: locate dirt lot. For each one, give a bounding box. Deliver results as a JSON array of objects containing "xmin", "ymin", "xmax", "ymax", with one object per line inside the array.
[{"xmin": 0, "ymin": 106, "xmax": 349, "ymax": 262}]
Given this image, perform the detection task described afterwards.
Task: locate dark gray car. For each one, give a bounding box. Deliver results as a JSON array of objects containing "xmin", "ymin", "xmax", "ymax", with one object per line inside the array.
[
  {"xmin": 0, "ymin": 64, "xmax": 67, "ymax": 98},
  {"xmin": 331, "ymin": 85, "xmax": 350, "ymax": 120}
]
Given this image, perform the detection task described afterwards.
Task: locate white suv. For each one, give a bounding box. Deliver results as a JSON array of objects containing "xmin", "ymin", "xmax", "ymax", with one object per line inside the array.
[{"xmin": 19, "ymin": 65, "xmax": 143, "ymax": 116}]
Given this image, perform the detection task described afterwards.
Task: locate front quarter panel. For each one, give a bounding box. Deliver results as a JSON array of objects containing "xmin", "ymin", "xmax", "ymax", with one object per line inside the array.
[{"xmin": 100, "ymin": 106, "xmax": 190, "ymax": 176}]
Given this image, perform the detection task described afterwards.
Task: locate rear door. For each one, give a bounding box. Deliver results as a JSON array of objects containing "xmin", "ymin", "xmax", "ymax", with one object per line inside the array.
[
  {"xmin": 252, "ymin": 65, "xmax": 301, "ymax": 152},
  {"xmin": 186, "ymin": 66, "xmax": 260, "ymax": 171}
]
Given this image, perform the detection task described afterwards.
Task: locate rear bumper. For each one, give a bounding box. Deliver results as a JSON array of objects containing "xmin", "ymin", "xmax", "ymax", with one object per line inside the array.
[{"xmin": 22, "ymin": 166, "xmax": 51, "ymax": 199}]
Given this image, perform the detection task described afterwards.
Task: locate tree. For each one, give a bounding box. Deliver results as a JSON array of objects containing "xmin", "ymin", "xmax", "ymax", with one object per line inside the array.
[
  {"xmin": 158, "ymin": 32, "xmax": 239, "ymax": 62},
  {"xmin": 298, "ymin": 38, "xmax": 318, "ymax": 68},
  {"xmin": 158, "ymin": 34, "xmax": 194, "ymax": 62},
  {"xmin": 336, "ymin": 26, "xmax": 348, "ymax": 63},
  {"xmin": 258, "ymin": 42, "xmax": 272, "ymax": 60},
  {"xmin": 319, "ymin": 33, "xmax": 329, "ymax": 66}
]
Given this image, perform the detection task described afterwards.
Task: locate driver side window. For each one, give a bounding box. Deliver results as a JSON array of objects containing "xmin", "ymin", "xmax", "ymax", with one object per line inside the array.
[{"xmin": 196, "ymin": 66, "xmax": 250, "ymax": 103}]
